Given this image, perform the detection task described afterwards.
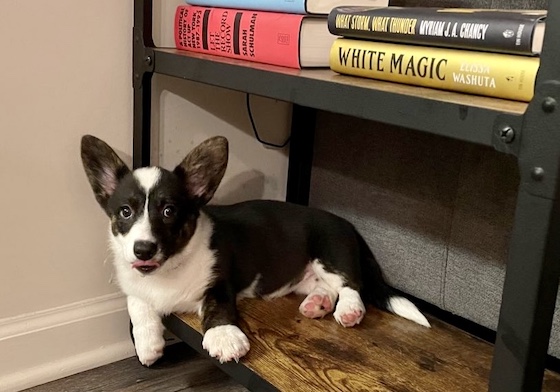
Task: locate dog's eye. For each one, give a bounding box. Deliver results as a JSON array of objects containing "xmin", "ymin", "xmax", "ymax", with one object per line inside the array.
[
  {"xmin": 119, "ymin": 206, "xmax": 133, "ymax": 219},
  {"xmin": 163, "ymin": 205, "xmax": 176, "ymax": 218}
]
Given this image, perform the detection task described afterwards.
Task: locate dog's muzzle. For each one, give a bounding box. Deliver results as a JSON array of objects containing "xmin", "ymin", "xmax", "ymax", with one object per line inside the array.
[{"xmin": 132, "ymin": 241, "xmax": 160, "ymax": 273}]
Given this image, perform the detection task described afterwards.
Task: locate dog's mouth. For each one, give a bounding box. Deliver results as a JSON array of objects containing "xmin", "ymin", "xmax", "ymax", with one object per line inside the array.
[{"xmin": 131, "ymin": 260, "xmax": 161, "ymax": 274}]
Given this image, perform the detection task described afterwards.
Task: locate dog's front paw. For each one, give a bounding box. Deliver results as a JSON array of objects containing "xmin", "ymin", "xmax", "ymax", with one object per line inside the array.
[
  {"xmin": 202, "ymin": 325, "xmax": 250, "ymax": 363},
  {"xmin": 134, "ymin": 331, "xmax": 166, "ymax": 366}
]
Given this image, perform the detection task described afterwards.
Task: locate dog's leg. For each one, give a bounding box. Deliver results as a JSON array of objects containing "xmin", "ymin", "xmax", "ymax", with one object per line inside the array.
[
  {"xmin": 333, "ymin": 286, "xmax": 366, "ymax": 327},
  {"xmin": 201, "ymin": 281, "xmax": 250, "ymax": 363},
  {"xmin": 127, "ymin": 296, "xmax": 166, "ymax": 366},
  {"xmin": 310, "ymin": 260, "xmax": 366, "ymax": 327}
]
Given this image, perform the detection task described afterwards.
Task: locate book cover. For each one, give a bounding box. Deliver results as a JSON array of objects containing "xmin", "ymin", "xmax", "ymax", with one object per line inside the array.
[
  {"xmin": 329, "ymin": 38, "xmax": 540, "ymax": 102},
  {"xmin": 328, "ymin": 7, "xmax": 546, "ymax": 55},
  {"xmin": 185, "ymin": 0, "xmax": 389, "ymax": 15},
  {"xmin": 175, "ymin": 5, "xmax": 307, "ymax": 68},
  {"xmin": 186, "ymin": 0, "xmax": 307, "ymax": 14}
]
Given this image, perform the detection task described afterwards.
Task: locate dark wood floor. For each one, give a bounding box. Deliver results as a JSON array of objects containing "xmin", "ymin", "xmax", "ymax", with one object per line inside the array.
[{"xmin": 24, "ymin": 343, "xmax": 248, "ymax": 392}]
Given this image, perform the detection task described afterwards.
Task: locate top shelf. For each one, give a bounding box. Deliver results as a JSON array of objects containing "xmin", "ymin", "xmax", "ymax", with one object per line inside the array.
[{"xmin": 153, "ymin": 48, "xmax": 528, "ymax": 147}]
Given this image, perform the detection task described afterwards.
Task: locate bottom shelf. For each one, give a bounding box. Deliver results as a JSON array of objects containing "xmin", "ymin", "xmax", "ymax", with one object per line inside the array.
[{"xmin": 163, "ymin": 296, "xmax": 560, "ymax": 392}]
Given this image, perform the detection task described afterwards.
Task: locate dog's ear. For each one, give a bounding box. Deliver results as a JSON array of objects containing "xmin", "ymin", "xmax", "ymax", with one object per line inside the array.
[
  {"xmin": 173, "ymin": 136, "xmax": 228, "ymax": 206},
  {"xmin": 80, "ymin": 135, "xmax": 130, "ymax": 209}
]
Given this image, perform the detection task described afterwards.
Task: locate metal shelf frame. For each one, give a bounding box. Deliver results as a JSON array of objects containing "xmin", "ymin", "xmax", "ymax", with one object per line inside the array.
[{"xmin": 132, "ymin": 1, "xmax": 560, "ymax": 390}]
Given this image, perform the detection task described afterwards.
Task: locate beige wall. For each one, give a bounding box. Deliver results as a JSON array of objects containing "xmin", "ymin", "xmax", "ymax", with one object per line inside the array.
[
  {"xmin": 0, "ymin": 1, "xmax": 135, "ymax": 390},
  {"xmin": 0, "ymin": 1, "xmax": 290, "ymax": 390},
  {"xmin": 152, "ymin": 1, "xmax": 291, "ymax": 203}
]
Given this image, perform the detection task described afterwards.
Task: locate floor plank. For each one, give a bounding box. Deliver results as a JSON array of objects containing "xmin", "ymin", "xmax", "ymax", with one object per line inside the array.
[
  {"xmin": 171, "ymin": 295, "xmax": 560, "ymax": 392},
  {"xmin": 24, "ymin": 343, "xmax": 248, "ymax": 392}
]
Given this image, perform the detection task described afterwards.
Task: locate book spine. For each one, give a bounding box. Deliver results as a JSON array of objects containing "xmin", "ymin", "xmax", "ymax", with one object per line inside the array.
[
  {"xmin": 329, "ymin": 38, "xmax": 540, "ymax": 102},
  {"xmin": 175, "ymin": 6, "xmax": 304, "ymax": 69},
  {"xmin": 185, "ymin": 0, "xmax": 306, "ymax": 14},
  {"xmin": 328, "ymin": 8, "xmax": 541, "ymax": 55}
]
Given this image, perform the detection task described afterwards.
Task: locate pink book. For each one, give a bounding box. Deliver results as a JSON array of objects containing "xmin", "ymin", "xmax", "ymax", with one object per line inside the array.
[{"xmin": 174, "ymin": 5, "xmax": 333, "ymax": 69}]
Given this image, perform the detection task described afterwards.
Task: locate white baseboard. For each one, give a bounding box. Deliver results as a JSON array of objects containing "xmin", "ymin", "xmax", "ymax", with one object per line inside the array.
[{"xmin": 0, "ymin": 293, "xmax": 135, "ymax": 392}]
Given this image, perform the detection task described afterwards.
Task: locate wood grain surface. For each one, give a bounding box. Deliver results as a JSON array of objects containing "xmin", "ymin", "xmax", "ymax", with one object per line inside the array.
[{"xmin": 176, "ymin": 296, "xmax": 560, "ymax": 392}]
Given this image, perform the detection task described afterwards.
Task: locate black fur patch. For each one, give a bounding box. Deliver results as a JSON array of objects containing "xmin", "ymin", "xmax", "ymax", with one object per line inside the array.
[
  {"xmin": 106, "ymin": 173, "xmax": 146, "ymax": 236},
  {"xmin": 204, "ymin": 200, "xmax": 373, "ymax": 295},
  {"xmin": 145, "ymin": 169, "xmax": 199, "ymax": 261}
]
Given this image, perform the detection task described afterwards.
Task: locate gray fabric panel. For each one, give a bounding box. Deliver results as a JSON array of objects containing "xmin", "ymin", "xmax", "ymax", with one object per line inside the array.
[
  {"xmin": 309, "ymin": 110, "xmax": 560, "ymax": 358},
  {"xmin": 551, "ymin": 297, "xmax": 560, "ymax": 358},
  {"xmin": 444, "ymin": 145, "xmax": 517, "ymax": 329},
  {"xmin": 445, "ymin": 145, "xmax": 560, "ymax": 357},
  {"xmin": 309, "ymin": 111, "xmax": 464, "ymax": 307}
]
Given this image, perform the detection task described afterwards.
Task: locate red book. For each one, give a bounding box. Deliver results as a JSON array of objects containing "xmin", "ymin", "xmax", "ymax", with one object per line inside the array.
[{"xmin": 174, "ymin": 5, "xmax": 335, "ymax": 69}]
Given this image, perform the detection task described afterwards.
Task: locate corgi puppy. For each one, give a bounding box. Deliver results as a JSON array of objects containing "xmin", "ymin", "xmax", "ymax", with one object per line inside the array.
[{"xmin": 81, "ymin": 135, "xmax": 429, "ymax": 365}]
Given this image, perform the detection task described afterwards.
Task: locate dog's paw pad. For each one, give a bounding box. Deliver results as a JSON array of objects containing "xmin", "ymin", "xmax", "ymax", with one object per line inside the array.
[
  {"xmin": 299, "ymin": 290, "xmax": 334, "ymax": 319},
  {"xmin": 202, "ymin": 325, "xmax": 250, "ymax": 363},
  {"xmin": 334, "ymin": 288, "xmax": 366, "ymax": 328},
  {"xmin": 336, "ymin": 309, "xmax": 364, "ymax": 327}
]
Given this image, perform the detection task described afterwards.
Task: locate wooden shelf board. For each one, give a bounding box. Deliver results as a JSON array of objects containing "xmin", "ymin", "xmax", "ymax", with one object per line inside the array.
[{"xmin": 164, "ymin": 296, "xmax": 560, "ymax": 392}]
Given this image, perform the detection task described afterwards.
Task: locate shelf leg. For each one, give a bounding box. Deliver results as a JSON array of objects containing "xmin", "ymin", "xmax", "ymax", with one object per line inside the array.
[
  {"xmin": 132, "ymin": 0, "xmax": 154, "ymax": 169},
  {"xmin": 490, "ymin": 82, "xmax": 560, "ymax": 392},
  {"xmin": 489, "ymin": 190, "xmax": 560, "ymax": 391},
  {"xmin": 286, "ymin": 105, "xmax": 317, "ymax": 205},
  {"xmin": 133, "ymin": 73, "xmax": 153, "ymax": 169}
]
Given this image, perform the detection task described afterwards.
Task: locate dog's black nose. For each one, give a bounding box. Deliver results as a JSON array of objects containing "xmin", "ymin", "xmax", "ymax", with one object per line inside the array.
[{"xmin": 133, "ymin": 241, "xmax": 157, "ymax": 260}]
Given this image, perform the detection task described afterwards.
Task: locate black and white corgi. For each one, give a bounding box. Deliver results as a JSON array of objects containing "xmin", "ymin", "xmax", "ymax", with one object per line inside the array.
[{"xmin": 80, "ymin": 135, "xmax": 430, "ymax": 365}]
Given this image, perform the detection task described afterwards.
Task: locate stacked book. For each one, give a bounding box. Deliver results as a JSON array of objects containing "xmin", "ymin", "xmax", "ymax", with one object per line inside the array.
[
  {"xmin": 173, "ymin": 0, "xmax": 388, "ymax": 69},
  {"xmin": 327, "ymin": 6, "xmax": 546, "ymax": 102}
]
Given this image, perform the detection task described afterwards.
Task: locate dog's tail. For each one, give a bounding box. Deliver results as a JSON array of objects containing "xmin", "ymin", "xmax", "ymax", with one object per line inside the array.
[{"xmin": 356, "ymin": 230, "xmax": 431, "ymax": 328}]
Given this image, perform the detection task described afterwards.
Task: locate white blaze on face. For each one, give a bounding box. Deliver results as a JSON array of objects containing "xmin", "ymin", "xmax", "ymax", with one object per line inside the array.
[{"xmin": 110, "ymin": 167, "xmax": 162, "ymax": 264}]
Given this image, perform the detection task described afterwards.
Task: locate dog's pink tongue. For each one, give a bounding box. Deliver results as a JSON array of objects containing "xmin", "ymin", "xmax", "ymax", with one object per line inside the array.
[{"xmin": 132, "ymin": 260, "xmax": 160, "ymax": 269}]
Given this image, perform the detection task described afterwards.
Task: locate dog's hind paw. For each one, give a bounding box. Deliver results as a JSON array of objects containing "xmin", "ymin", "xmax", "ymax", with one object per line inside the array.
[
  {"xmin": 299, "ymin": 287, "xmax": 336, "ymax": 319},
  {"xmin": 202, "ymin": 325, "xmax": 250, "ymax": 363},
  {"xmin": 333, "ymin": 287, "xmax": 366, "ymax": 327}
]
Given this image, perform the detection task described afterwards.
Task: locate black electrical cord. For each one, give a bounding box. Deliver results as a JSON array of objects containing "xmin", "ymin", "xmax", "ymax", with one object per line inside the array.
[{"xmin": 246, "ymin": 94, "xmax": 291, "ymax": 148}]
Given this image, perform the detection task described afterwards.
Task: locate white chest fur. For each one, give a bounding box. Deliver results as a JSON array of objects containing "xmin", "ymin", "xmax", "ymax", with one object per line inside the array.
[{"xmin": 111, "ymin": 213, "xmax": 217, "ymax": 316}]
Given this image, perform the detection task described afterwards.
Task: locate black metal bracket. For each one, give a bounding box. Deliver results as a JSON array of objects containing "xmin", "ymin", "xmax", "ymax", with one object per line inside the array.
[
  {"xmin": 133, "ymin": 27, "xmax": 155, "ymax": 89},
  {"xmin": 517, "ymin": 80, "xmax": 560, "ymax": 199}
]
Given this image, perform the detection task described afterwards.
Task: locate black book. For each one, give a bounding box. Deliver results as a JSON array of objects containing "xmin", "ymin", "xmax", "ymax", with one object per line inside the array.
[{"xmin": 328, "ymin": 7, "xmax": 546, "ymax": 55}]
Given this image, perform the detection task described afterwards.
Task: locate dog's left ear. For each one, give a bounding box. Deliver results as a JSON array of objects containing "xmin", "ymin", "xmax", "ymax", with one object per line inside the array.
[
  {"xmin": 174, "ymin": 136, "xmax": 229, "ymax": 206},
  {"xmin": 81, "ymin": 135, "xmax": 130, "ymax": 210}
]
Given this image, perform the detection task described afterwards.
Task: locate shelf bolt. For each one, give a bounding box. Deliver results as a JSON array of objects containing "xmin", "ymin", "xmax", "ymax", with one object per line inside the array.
[
  {"xmin": 500, "ymin": 126, "xmax": 515, "ymax": 143},
  {"xmin": 542, "ymin": 97, "xmax": 557, "ymax": 113},
  {"xmin": 531, "ymin": 167, "xmax": 545, "ymax": 181},
  {"xmin": 144, "ymin": 56, "xmax": 152, "ymax": 66}
]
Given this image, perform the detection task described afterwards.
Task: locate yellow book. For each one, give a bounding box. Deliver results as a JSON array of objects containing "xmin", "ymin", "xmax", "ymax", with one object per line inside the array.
[{"xmin": 329, "ymin": 38, "xmax": 540, "ymax": 102}]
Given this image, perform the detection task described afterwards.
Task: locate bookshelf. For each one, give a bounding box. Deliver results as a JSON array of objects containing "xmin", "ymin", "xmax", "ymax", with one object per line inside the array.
[{"xmin": 132, "ymin": 1, "xmax": 560, "ymax": 391}]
